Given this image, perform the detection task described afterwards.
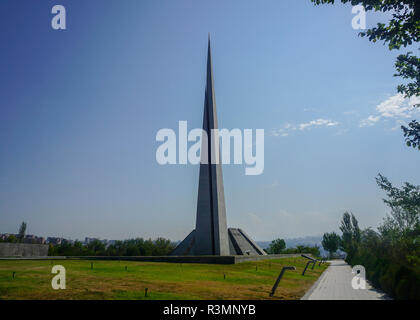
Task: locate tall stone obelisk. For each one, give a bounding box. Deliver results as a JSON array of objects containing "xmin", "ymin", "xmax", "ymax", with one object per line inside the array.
[
  {"xmin": 194, "ymin": 37, "xmax": 230, "ymax": 256},
  {"xmin": 170, "ymin": 38, "xmax": 267, "ymax": 257}
]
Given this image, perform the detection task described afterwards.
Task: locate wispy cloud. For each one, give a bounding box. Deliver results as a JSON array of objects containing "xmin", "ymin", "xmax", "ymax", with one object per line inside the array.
[
  {"xmin": 271, "ymin": 118, "xmax": 339, "ymax": 137},
  {"xmin": 359, "ymin": 94, "xmax": 420, "ymax": 127},
  {"xmin": 298, "ymin": 119, "xmax": 339, "ymax": 131}
]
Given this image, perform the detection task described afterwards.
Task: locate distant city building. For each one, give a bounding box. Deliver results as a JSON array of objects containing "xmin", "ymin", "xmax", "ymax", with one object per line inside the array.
[
  {"xmin": 84, "ymin": 237, "xmax": 99, "ymax": 245},
  {"xmin": 0, "ymin": 233, "xmax": 17, "ymax": 241},
  {"xmin": 84, "ymin": 238, "xmax": 117, "ymax": 247},
  {"xmin": 0, "ymin": 234, "xmax": 9, "ymax": 241},
  {"xmin": 107, "ymin": 240, "xmax": 116, "ymax": 247},
  {"xmin": 24, "ymin": 234, "xmax": 46, "ymax": 244},
  {"xmin": 47, "ymin": 237, "xmax": 64, "ymax": 245}
]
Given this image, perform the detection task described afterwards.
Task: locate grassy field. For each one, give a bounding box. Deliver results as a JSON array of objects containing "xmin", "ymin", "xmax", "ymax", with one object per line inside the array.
[{"xmin": 0, "ymin": 257, "xmax": 327, "ymax": 300}]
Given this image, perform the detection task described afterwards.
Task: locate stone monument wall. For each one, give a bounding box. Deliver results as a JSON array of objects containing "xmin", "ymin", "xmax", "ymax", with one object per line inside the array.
[{"xmin": 0, "ymin": 243, "xmax": 49, "ymax": 257}]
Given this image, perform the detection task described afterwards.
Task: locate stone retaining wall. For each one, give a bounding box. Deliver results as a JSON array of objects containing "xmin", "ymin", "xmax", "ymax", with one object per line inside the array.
[{"xmin": 0, "ymin": 243, "xmax": 49, "ymax": 257}]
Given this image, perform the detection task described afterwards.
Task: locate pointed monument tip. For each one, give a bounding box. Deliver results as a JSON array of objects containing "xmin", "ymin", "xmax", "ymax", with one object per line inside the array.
[{"xmin": 207, "ymin": 34, "xmax": 211, "ymax": 57}]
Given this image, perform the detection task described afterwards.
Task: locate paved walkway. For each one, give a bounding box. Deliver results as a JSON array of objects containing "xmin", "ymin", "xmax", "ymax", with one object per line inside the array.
[{"xmin": 302, "ymin": 260, "xmax": 389, "ymax": 300}]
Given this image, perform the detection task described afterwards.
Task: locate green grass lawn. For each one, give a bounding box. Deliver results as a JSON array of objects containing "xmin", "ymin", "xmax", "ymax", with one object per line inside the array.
[{"xmin": 0, "ymin": 257, "xmax": 327, "ymax": 300}]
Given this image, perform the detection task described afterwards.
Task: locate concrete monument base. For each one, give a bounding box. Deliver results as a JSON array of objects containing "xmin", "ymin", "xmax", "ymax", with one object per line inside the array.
[
  {"xmin": 171, "ymin": 228, "xmax": 267, "ymax": 256},
  {"xmin": 0, "ymin": 254, "xmax": 303, "ymax": 264}
]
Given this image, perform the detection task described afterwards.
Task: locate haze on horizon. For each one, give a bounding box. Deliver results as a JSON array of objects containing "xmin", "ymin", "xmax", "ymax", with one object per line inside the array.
[{"xmin": 1, "ymin": 0, "xmax": 419, "ymax": 242}]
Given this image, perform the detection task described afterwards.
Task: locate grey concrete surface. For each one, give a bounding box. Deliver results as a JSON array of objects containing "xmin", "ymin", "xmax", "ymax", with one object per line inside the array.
[
  {"xmin": 0, "ymin": 253, "xmax": 305, "ymax": 264},
  {"xmin": 174, "ymin": 39, "xmax": 265, "ymax": 257},
  {"xmin": 171, "ymin": 230, "xmax": 196, "ymax": 256},
  {"xmin": 228, "ymin": 228, "xmax": 267, "ymax": 255},
  {"xmin": 302, "ymin": 260, "xmax": 389, "ymax": 300},
  {"xmin": 171, "ymin": 227, "xmax": 268, "ymax": 256},
  {"xmin": 0, "ymin": 243, "xmax": 49, "ymax": 257},
  {"xmin": 194, "ymin": 38, "xmax": 229, "ymax": 256}
]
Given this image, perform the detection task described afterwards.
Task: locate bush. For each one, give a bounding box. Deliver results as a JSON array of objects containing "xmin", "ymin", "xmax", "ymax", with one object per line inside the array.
[{"xmin": 48, "ymin": 237, "xmax": 176, "ymax": 257}]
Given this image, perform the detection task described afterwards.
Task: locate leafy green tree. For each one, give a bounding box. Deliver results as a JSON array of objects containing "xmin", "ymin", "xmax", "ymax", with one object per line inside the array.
[
  {"xmin": 267, "ymin": 238, "xmax": 286, "ymax": 254},
  {"xmin": 395, "ymin": 52, "xmax": 420, "ymax": 102},
  {"xmin": 332, "ymin": 175, "xmax": 420, "ymax": 299},
  {"xmin": 376, "ymin": 173, "xmax": 420, "ymax": 236},
  {"xmin": 48, "ymin": 244, "xmax": 56, "ymax": 256},
  {"xmin": 48, "ymin": 237, "xmax": 176, "ymax": 257},
  {"xmin": 151, "ymin": 237, "xmax": 176, "ymax": 256},
  {"xmin": 402, "ymin": 120, "xmax": 420, "ymax": 149},
  {"xmin": 86, "ymin": 239, "xmax": 106, "ymax": 256},
  {"xmin": 309, "ymin": 245, "xmax": 321, "ymax": 257},
  {"xmin": 311, "ymin": 0, "xmax": 420, "ymax": 148},
  {"xmin": 296, "ymin": 245, "xmax": 305, "ymax": 253},
  {"xmin": 18, "ymin": 222, "xmax": 27, "ymax": 243},
  {"xmin": 340, "ymin": 212, "xmax": 361, "ymax": 262},
  {"xmin": 282, "ymin": 245, "xmax": 321, "ymax": 258},
  {"xmin": 322, "ymin": 232, "xmax": 341, "ymax": 258}
]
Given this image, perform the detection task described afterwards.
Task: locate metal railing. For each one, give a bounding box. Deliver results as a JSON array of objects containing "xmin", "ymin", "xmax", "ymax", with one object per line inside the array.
[
  {"xmin": 269, "ymin": 266, "xmax": 296, "ymax": 297},
  {"xmin": 301, "ymin": 254, "xmax": 317, "ymax": 275}
]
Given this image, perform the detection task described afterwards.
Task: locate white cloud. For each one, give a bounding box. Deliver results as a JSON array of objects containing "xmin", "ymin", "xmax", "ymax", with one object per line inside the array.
[
  {"xmin": 271, "ymin": 118, "xmax": 339, "ymax": 137},
  {"xmin": 360, "ymin": 115, "xmax": 380, "ymax": 127},
  {"xmin": 298, "ymin": 119, "xmax": 339, "ymax": 131},
  {"xmin": 360, "ymin": 94, "xmax": 420, "ymax": 127}
]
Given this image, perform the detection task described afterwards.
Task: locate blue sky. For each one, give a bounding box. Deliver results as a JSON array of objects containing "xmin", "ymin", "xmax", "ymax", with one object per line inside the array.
[{"xmin": 0, "ymin": 0, "xmax": 419, "ymax": 241}]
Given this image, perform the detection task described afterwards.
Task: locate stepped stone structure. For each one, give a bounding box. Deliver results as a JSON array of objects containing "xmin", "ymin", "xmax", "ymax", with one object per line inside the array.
[{"xmin": 171, "ymin": 38, "xmax": 266, "ymax": 256}]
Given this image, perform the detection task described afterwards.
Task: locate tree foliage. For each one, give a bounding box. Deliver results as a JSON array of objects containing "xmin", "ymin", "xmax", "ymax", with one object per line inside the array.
[
  {"xmin": 322, "ymin": 232, "xmax": 341, "ymax": 258},
  {"xmin": 281, "ymin": 244, "xmax": 321, "ymax": 258},
  {"xmin": 339, "ymin": 211, "xmax": 361, "ymax": 261},
  {"xmin": 48, "ymin": 237, "xmax": 176, "ymax": 257},
  {"xmin": 311, "ymin": 0, "xmax": 420, "ymax": 148},
  {"xmin": 334, "ymin": 175, "xmax": 420, "ymax": 299},
  {"xmin": 402, "ymin": 119, "xmax": 420, "ymax": 149},
  {"xmin": 395, "ymin": 52, "xmax": 420, "ymax": 99},
  {"xmin": 376, "ymin": 173, "xmax": 420, "ymax": 236},
  {"xmin": 267, "ymin": 238, "xmax": 286, "ymax": 254},
  {"xmin": 312, "ymin": 0, "xmax": 419, "ymax": 49},
  {"xmin": 0, "ymin": 234, "xmax": 17, "ymax": 243},
  {"xmin": 18, "ymin": 222, "xmax": 27, "ymax": 243}
]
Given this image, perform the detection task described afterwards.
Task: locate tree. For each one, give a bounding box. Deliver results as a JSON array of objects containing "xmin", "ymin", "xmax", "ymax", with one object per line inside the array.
[
  {"xmin": 86, "ymin": 239, "xmax": 106, "ymax": 256},
  {"xmin": 376, "ymin": 173, "xmax": 420, "ymax": 236},
  {"xmin": 329, "ymin": 176, "xmax": 420, "ymax": 299},
  {"xmin": 18, "ymin": 221, "xmax": 27, "ymax": 243},
  {"xmin": 7, "ymin": 235, "xmax": 17, "ymax": 243},
  {"xmin": 151, "ymin": 237, "xmax": 176, "ymax": 256},
  {"xmin": 311, "ymin": 0, "xmax": 420, "ymax": 148},
  {"xmin": 322, "ymin": 232, "xmax": 341, "ymax": 258},
  {"xmin": 281, "ymin": 245, "xmax": 321, "ymax": 257},
  {"xmin": 340, "ymin": 212, "xmax": 361, "ymax": 262},
  {"xmin": 267, "ymin": 238, "xmax": 286, "ymax": 254},
  {"xmin": 402, "ymin": 119, "xmax": 420, "ymax": 149},
  {"xmin": 295, "ymin": 245, "xmax": 305, "ymax": 253}
]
